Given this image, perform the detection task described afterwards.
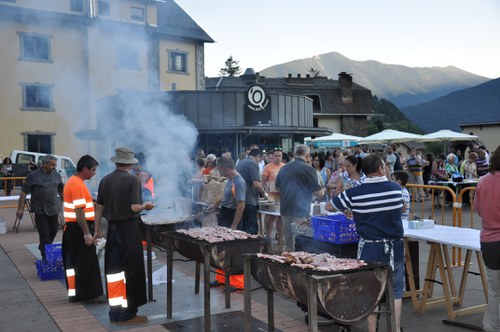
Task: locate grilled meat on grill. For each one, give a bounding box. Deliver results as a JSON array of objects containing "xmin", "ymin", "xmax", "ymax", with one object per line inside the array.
[
  {"xmin": 176, "ymin": 226, "xmax": 259, "ymax": 243},
  {"xmin": 257, "ymin": 251, "xmax": 367, "ymax": 272}
]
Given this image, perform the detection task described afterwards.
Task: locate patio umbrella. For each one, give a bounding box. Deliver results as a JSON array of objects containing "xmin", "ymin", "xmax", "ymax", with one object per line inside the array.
[
  {"xmin": 420, "ymin": 129, "xmax": 478, "ymax": 154},
  {"xmin": 420, "ymin": 129, "xmax": 478, "ymax": 142},
  {"xmin": 357, "ymin": 129, "xmax": 424, "ymax": 145},
  {"xmin": 309, "ymin": 133, "xmax": 362, "ymax": 148}
]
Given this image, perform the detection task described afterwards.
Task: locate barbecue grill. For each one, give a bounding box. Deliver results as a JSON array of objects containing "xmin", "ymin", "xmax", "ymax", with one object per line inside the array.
[
  {"xmin": 140, "ymin": 207, "xmax": 202, "ymax": 301},
  {"xmin": 243, "ymin": 254, "xmax": 395, "ymax": 332},
  {"xmin": 164, "ymin": 230, "xmax": 266, "ymax": 332}
]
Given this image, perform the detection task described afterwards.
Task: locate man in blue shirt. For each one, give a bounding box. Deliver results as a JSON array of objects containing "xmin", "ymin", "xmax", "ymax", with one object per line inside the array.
[
  {"xmin": 216, "ymin": 156, "xmax": 246, "ymax": 230},
  {"xmin": 236, "ymin": 148, "xmax": 266, "ymax": 234},
  {"xmin": 326, "ymin": 153, "xmax": 404, "ymax": 332},
  {"xmin": 276, "ymin": 144, "xmax": 323, "ymax": 252}
]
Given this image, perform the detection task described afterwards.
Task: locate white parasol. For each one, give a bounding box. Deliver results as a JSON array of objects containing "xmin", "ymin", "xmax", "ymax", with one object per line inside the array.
[
  {"xmin": 420, "ymin": 129, "xmax": 478, "ymax": 142},
  {"xmin": 420, "ymin": 129, "xmax": 479, "ymax": 153},
  {"xmin": 357, "ymin": 129, "xmax": 424, "ymax": 145},
  {"xmin": 308, "ymin": 133, "xmax": 362, "ymax": 147}
]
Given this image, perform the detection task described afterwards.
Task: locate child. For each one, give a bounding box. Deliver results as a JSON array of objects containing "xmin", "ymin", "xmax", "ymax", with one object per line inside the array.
[{"xmin": 393, "ymin": 171, "xmax": 410, "ymax": 221}]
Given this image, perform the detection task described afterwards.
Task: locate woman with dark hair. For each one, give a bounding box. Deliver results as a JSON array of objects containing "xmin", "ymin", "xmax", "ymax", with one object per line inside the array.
[
  {"xmin": 313, "ymin": 153, "xmax": 331, "ymax": 201},
  {"xmin": 474, "ymin": 145, "xmax": 500, "ymax": 332},
  {"xmin": 1, "ymin": 157, "xmax": 14, "ymax": 196},
  {"xmin": 333, "ymin": 155, "xmax": 365, "ymax": 197}
]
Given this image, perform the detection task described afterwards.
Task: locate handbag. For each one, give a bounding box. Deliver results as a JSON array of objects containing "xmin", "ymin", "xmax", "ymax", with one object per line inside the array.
[{"xmin": 451, "ymin": 172, "xmax": 463, "ymax": 183}]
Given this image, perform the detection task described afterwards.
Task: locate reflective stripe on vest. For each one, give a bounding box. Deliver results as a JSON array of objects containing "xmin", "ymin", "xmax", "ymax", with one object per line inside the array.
[
  {"xmin": 66, "ymin": 268, "xmax": 76, "ymax": 297},
  {"xmin": 107, "ymin": 271, "xmax": 128, "ymax": 308},
  {"xmin": 64, "ymin": 201, "xmax": 95, "ymax": 222}
]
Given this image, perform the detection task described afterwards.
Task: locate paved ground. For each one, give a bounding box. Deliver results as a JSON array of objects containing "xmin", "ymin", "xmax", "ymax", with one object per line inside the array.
[{"xmin": 0, "ymin": 198, "xmax": 488, "ymax": 331}]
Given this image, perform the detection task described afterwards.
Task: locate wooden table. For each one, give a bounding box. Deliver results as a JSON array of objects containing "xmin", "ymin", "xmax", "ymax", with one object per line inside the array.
[{"xmin": 404, "ymin": 223, "xmax": 487, "ymax": 327}]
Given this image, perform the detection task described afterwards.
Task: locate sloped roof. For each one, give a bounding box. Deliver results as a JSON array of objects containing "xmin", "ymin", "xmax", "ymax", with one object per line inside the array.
[
  {"xmin": 156, "ymin": 0, "xmax": 214, "ymax": 43},
  {"xmin": 205, "ymin": 75, "xmax": 369, "ymax": 91}
]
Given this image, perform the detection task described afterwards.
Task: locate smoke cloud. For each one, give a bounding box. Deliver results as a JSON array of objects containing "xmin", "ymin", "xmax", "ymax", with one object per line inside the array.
[{"xmin": 103, "ymin": 91, "xmax": 199, "ymax": 221}]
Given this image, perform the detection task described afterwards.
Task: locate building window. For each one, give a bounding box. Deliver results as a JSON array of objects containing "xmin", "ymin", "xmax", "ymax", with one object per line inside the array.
[
  {"xmin": 70, "ymin": 0, "xmax": 84, "ymax": 12},
  {"xmin": 20, "ymin": 83, "xmax": 54, "ymax": 111},
  {"xmin": 131, "ymin": 7, "xmax": 145, "ymax": 21},
  {"xmin": 18, "ymin": 32, "xmax": 52, "ymax": 62},
  {"xmin": 98, "ymin": 1, "xmax": 110, "ymax": 16},
  {"xmin": 26, "ymin": 134, "xmax": 52, "ymax": 154},
  {"xmin": 167, "ymin": 50, "xmax": 189, "ymax": 75},
  {"xmin": 116, "ymin": 45, "xmax": 140, "ymax": 70}
]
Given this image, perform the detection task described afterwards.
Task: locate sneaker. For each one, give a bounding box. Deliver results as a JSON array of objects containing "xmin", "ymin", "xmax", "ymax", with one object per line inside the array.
[{"xmin": 117, "ymin": 315, "xmax": 148, "ymax": 326}]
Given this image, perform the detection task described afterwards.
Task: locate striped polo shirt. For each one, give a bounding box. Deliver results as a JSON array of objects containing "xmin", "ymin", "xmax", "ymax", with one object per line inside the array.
[{"xmin": 331, "ymin": 176, "xmax": 403, "ymax": 240}]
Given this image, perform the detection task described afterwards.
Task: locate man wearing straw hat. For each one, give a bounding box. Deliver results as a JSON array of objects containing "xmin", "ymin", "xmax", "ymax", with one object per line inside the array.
[{"xmin": 94, "ymin": 147, "xmax": 154, "ymax": 326}]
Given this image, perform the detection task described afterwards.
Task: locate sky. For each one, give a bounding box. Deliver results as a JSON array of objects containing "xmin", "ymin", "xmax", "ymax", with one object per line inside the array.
[{"xmin": 174, "ymin": 0, "xmax": 500, "ymax": 79}]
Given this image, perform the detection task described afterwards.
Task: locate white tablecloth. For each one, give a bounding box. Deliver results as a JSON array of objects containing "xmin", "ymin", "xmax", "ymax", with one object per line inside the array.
[{"xmin": 404, "ymin": 221, "xmax": 480, "ymax": 252}]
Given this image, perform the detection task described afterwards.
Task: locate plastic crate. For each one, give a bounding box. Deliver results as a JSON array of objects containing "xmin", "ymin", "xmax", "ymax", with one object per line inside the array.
[
  {"xmin": 36, "ymin": 259, "xmax": 65, "ymax": 281},
  {"xmin": 45, "ymin": 243, "xmax": 63, "ymax": 266},
  {"xmin": 312, "ymin": 214, "xmax": 359, "ymax": 244}
]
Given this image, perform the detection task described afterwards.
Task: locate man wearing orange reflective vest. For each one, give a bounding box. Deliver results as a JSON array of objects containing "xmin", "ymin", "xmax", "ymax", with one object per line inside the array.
[
  {"xmin": 62, "ymin": 155, "xmax": 103, "ymax": 303},
  {"xmin": 132, "ymin": 152, "xmax": 155, "ymax": 202},
  {"xmin": 94, "ymin": 147, "xmax": 154, "ymax": 326}
]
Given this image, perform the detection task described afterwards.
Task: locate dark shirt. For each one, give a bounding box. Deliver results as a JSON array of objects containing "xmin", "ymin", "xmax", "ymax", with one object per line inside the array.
[
  {"xmin": 97, "ymin": 169, "xmax": 142, "ymax": 222},
  {"xmin": 393, "ymin": 152, "xmax": 403, "ymax": 171},
  {"xmin": 21, "ymin": 168, "xmax": 63, "ymax": 216},
  {"xmin": 220, "ymin": 174, "xmax": 246, "ymax": 209},
  {"xmin": 276, "ymin": 158, "xmax": 321, "ymax": 218},
  {"xmin": 236, "ymin": 157, "xmax": 261, "ymax": 206}
]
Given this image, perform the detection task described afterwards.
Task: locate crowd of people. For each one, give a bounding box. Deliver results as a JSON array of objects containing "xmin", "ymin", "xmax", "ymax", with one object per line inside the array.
[
  {"xmin": 192, "ymin": 142, "xmax": 495, "ymax": 332},
  {"xmin": 2, "ymin": 140, "xmax": 497, "ymax": 330}
]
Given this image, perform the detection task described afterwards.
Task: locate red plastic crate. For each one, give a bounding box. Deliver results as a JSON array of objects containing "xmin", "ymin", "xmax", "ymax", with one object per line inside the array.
[{"xmin": 312, "ymin": 214, "xmax": 359, "ymax": 244}]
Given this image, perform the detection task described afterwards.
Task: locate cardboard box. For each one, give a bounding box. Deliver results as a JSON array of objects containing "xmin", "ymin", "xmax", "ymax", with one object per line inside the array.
[{"xmin": 408, "ymin": 219, "xmax": 435, "ymax": 229}]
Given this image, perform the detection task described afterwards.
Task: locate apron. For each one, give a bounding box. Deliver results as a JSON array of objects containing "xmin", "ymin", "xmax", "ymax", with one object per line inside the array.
[{"xmin": 62, "ymin": 222, "xmax": 103, "ymax": 302}]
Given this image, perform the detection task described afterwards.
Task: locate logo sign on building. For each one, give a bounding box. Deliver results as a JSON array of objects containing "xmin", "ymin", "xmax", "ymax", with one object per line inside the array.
[{"xmin": 245, "ymin": 84, "xmax": 271, "ymax": 126}]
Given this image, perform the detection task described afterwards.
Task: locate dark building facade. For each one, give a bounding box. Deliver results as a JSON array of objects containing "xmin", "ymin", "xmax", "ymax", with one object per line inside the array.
[
  {"xmin": 85, "ymin": 88, "xmax": 331, "ymax": 157},
  {"xmin": 206, "ymin": 70, "xmax": 374, "ymax": 138}
]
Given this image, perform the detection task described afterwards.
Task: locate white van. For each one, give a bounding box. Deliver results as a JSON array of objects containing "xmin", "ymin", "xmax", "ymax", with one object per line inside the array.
[{"xmin": 9, "ymin": 150, "xmax": 77, "ymax": 183}]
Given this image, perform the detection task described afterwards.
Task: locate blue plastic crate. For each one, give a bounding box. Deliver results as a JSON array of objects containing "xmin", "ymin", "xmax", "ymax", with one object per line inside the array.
[
  {"xmin": 312, "ymin": 214, "xmax": 359, "ymax": 244},
  {"xmin": 45, "ymin": 243, "xmax": 62, "ymax": 266},
  {"xmin": 36, "ymin": 259, "xmax": 65, "ymax": 281}
]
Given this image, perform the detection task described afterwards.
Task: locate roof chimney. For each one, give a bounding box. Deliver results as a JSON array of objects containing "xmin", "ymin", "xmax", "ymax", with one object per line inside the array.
[{"xmin": 338, "ymin": 72, "xmax": 353, "ymax": 104}]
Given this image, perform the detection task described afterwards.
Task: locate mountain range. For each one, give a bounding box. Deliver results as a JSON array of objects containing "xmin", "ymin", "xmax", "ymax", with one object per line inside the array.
[
  {"xmin": 401, "ymin": 78, "xmax": 500, "ymax": 132},
  {"xmin": 259, "ymin": 51, "xmax": 490, "ymax": 108}
]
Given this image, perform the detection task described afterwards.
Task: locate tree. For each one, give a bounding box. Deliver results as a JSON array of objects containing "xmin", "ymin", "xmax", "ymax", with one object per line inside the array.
[
  {"xmin": 219, "ymin": 56, "xmax": 242, "ymax": 77},
  {"xmin": 308, "ymin": 67, "xmax": 320, "ymax": 77}
]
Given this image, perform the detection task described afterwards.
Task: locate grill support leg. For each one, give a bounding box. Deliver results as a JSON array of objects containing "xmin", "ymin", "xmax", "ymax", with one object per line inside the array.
[
  {"xmin": 224, "ymin": 273, "xmax": 231, "ymax": 308},
  {"xmin": 244, "ymin": 257, "xmax": 252, "ymax": 332},
  {"xmin": 306, "ymin": 278, "xmax": 318, "ymax": 332},
  {"xmin": 195, "ymin": 262, "xmax": 200, "ymax": 294},
  {"xmin": 166, "ymin": 236, "xmax": 173, "ymax": 319},
  {"xmin": 146, "ymin": 226, "xmax": 154, "ymax": 301},
  {"xmin": 267, "ymin": 289, "xmax": 274, "ymax": 331},
  {"xmin": 384, "ymin": 268, "xmax": 396, "ymax": 332},
  {"xmin": 203, "ymin": 246, "xmax": 211, "ymax": 332}
]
